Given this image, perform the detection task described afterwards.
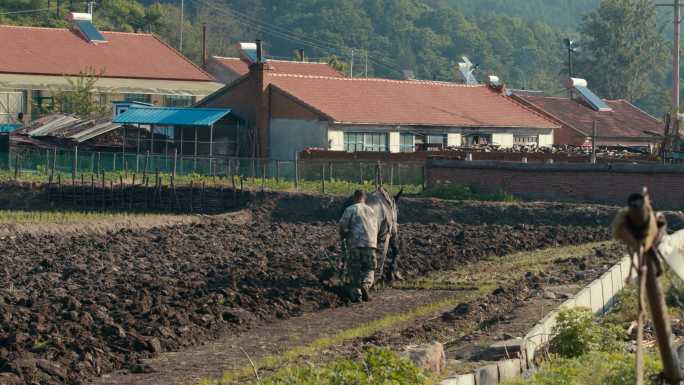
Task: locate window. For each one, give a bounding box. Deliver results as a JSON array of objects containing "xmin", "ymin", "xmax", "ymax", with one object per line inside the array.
[
  {"xmin": 426, "ymin": 134, "xmax": 447, "ymax": 145},
  {"xmin": 465, "ymin": 134, "xmax": 492, "ymax": 146},
  {"xmin": 344, "ymin": 132, "xmax": 364, "ymax": 152},
  {"xmin": 344, "ymin": 132, "xmax": 388, "ymax": 152},
  {"xmin": 163, "ymin": 95, "xmax": 196, "ymax": 107},
  {"xmin": 400, "ymin": 133, "xmax": 415, "ymax": 152},
  {"xmin": 514, "ymin": 135, "xmax": 539, "ymax": 145},
  {"xmin": 124, "ymin": 93, "xmax": 152, "ymax": 104},
  {"xmin": 31, "ymin": 90, "xmax": 53, "ymax": 119}
]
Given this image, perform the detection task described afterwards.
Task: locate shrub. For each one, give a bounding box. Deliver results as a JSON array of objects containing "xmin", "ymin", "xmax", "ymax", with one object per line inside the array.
[
  {"xmin": 550, "ymin": 308, "xmax": 599, "ymax": 358},
  {"xmin": 252, "ymin": 348, "xmax": 432, "ymax": 385},
  {"xmin": 550, "ymin": 307, "xmax": 628, "ymax": 358},
  {"xmin": 422, "ymin": 184, "xmax": 515, "ymax": 201},
  {"xmin": 505, "ymin": 351, "xmax": 661, "ymax": 385}
]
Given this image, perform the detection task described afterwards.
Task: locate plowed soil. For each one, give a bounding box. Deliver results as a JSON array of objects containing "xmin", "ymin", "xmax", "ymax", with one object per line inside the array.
[{"xmin": 0, "ymin": 195, "xmax": 615, "ymax": 385}]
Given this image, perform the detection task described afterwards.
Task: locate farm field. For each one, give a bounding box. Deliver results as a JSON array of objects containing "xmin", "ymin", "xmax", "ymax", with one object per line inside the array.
[{"xmin": 0, "ymin": 192, "xmax": 625, "ymax": 385}]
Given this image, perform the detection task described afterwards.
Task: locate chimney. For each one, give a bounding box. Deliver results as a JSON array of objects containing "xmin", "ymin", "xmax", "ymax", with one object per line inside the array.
[
  {"xmin": 256, "ymin": 39, "xmax": 263, "ymax": 63},
  {"xmin": 201, "ymin": 24, "xmax": 207, "ymax": 68},
  {"xmin": 250, "ymin": 39, "xmax": 270, "ymax": 158}
]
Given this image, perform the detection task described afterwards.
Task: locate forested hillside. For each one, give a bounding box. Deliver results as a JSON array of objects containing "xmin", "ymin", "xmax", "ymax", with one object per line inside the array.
[
  {"xmin": 0, "ymin": 0, "xmax": 674, "ymax": 116},
  {"xmin": 427, "ymin": 0, "xmax": 599, "ymax": 28}
]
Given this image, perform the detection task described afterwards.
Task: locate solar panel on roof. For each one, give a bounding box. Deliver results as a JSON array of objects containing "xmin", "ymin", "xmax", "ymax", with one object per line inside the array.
[
  {"xmin": 574, "ymin": 85, "xmax": 612, "ymax": 112},
  {"xmin": 75, "ymin": 20, "xmax": 106, "ymax": 43},
  {"xmin": 457, "ymin": 56, "xmax": 478, "ymax": 85}
]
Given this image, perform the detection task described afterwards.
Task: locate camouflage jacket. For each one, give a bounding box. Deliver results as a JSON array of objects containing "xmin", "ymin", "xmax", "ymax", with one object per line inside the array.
[{"xmin": 338, "ymin": 203, "xmax": 378, "ymax": 249}]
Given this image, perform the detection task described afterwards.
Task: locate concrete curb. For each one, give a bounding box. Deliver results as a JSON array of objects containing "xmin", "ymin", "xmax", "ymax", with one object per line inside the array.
[{"xmin": 440, "ymin": 255, "xmax": 631, "ymax": 385}]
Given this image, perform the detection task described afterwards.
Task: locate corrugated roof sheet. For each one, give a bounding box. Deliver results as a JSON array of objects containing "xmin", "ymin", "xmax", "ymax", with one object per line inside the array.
[
  {"xmin": 113, "ymin": 107, "xmax": 232, "ymax": 126},
  {"xmin": 13, "ymin": 113, "xmax": 122, "ymax": 143},
  {"xmin": 515, "ymin": 95, "xmax": 663, "ymax": 138},
  {"xmin": 210, "ymin": 56, "xmax": 345, "ymax": 78},
  {"xmin": 0, "ymin": 25, "xmax": 215, "ymax": 81},
  {"xmin": 266, "ymin": 74, "xmax": 558, "ymax": 129}
]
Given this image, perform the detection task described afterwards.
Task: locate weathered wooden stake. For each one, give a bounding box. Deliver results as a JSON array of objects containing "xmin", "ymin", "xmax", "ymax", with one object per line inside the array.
[
  {"xmin": 645, "ymin": 249, "xmax": 683, "ymax": 383},
  {"xmin": 321, "ymin": 164, "xmax": 326, "ymax": 194}
]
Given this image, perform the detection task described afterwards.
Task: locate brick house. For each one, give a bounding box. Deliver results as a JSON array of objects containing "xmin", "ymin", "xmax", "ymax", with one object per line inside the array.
[
  {"xmin": 511, "ymin": 94, "xmax": 664, "ymax": 148},
  {"xmin": 0, "ymin": 18, "xmax": 222, "ymax": 122},
  {"xmin": 198, "ymin": 58, "xmax": 559, "ymax": 160}
]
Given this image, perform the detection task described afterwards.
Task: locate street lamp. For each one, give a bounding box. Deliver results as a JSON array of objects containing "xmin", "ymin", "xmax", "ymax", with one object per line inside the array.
[
  {"xmin": 563, "ymin": 38, "xmax": 579, "ymax": 78},
  {"xmin": 564, "ymin": 38, "xmax": 579, "ymax": 99}
]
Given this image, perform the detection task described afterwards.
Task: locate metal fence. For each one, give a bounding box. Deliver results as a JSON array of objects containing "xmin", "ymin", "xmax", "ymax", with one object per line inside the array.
[{"xmin": 1, "ymin": 147, "xmax": 425, "ymax": 191}]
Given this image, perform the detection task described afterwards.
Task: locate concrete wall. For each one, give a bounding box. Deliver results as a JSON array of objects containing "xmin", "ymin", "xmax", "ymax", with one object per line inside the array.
[
  {"xmin": 427, "ymin": 160, "xmax": 684, "ymax": 208},
  {"xmin": 492, "ymin": 133, "xmax": 514, "ymax": 148},
  {"xmin": 270, "ymin": 118, "xmax": 328, "ymax": 160},
  {"xmin": 447, "ymin": 133, "xmax": 462, "ymax": 147},
  {"xmin": 539, "ymin": 133, "xmax": 553, "ymax": 147},
  {"xmin": 389, "ymin": 132, "xmax": 401, "ymax": 153},
  {"xmin": 328, "ymin": 129, "xmax": 344, "ymax": 151}
]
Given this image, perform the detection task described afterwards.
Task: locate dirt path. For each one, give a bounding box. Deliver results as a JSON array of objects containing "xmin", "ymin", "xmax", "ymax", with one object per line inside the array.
[{"xmin": 94, "ymin": 289, "xmax": 459, "ymax": 385}]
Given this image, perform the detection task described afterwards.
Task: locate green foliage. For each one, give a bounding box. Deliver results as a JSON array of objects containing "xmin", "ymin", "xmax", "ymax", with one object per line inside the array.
[
  {"xmin": 46, "ymin": 68, "xmax": 111, "ymax": 118},
  {"xmin": 250, "ymin": 348, "xmax": 432, "ymax": 385},
  {"xmin": 576, "ymin": 0, "xmax": 669, "ymax": 108},
  {"xmin": 602, "ymin": 286, "xmax": 639, "ymax": 326},
  {"xmin": 550, "ymin": 307, "xmax": 627, "ymax": 358},
  {"xmin": 427, "ymin": 0, "xmax": 599, "ymax": 28},
  {"xmin": 505, "ymin": 351, "xmax": 661, "ymax": 385},
  {"xmin": 422, "ymin": 184, "xmax": 516, "ymax": 202},
  {"xmin": 550, "ymin": 308, "xmax": 600, "ymax": 358}
]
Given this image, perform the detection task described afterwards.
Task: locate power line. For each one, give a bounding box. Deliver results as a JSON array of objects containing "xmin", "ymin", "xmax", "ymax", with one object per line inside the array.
[
  {"xmin": 0, "ymin": 7, "xmax": 54, "ymax": 15},
  {"xmin": 190, "ymin": 0, "xmax": 405, "ymax": 75}
]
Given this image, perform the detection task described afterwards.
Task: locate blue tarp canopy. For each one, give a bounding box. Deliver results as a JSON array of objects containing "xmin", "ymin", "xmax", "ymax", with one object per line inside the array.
[
  {"xmin": 0, "ymin": 124, "xmax": 21, "ymax": 133},
  {"xmin": 113, "ymin": 107, "xmax": 233, "ymax": 126}
]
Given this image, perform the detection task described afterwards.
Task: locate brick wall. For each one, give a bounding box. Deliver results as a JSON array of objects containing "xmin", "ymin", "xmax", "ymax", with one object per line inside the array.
[
  {"xmin": 300, "ymin": 149, "xmax": 657, "ymax": 164},
  {"xmin": 427, "ymin": 159, "xmax": 684, "ymax": 208}
]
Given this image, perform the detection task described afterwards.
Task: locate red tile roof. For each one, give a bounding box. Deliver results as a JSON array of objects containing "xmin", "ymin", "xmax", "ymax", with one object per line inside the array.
[
  {"xmin": 0, "ymin": 25, "xmax": 214, "ymax": 81},
  {"xmin": 210, "ymin": 56, "xmax": 344, "ymax": 78},
  {"xmin": 515, "ymin": 95, "xmax": 663, "ymax": 138},
  {"xmin": 267, "ymin": 74, "xmax": 559, "ymax": 128}
]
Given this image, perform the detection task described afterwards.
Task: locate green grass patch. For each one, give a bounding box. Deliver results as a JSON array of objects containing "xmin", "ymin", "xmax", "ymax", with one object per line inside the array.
[
  {"xmin": 505, "ymin": 350, "xmax": 661, "ymax": 385},
  {"xmin": 0, "ymin": 209, "xmax": 168, "ymax": 224},
  {"xmin": 238, "ymin": 348, "xmax": 437, "ymax": 385},
  {"xmin": 420, "ymin": 184, "xmax": 516, "ymax": 202}
]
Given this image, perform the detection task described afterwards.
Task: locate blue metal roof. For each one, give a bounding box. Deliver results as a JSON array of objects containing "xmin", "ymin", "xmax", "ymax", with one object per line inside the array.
[
  {"xmin": 0, "ymin": 124, "xmax": 21, "ymax": 133},
  {"xmin": 113, "ymin": 107, "xmax": 233, "ymax": 126}
]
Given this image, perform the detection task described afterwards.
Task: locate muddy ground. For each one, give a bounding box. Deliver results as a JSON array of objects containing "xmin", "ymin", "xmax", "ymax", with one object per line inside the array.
[{"xmin": 0, "ymin": 194, "xmax": 618, "ymax": 385}]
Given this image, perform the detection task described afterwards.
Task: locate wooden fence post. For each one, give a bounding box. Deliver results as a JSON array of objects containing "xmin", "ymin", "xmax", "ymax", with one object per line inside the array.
[
  {"xmin": 14, "ymin": 153, "xmax": 19, "ymax": 181},
  {"xmin": 321, "ymin": 163, "xmax": 326, "ymax": 194},
  {"xmin": 294, "ymin": 151, "xmax": 299, "ymax": 191},
  {"xmin": 72, "ymin": 146, "xmax": 77, "ymax": 181}
]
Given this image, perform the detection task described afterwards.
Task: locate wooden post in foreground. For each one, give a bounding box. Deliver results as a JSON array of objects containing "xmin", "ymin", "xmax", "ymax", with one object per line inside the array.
[{"xmin": 645, "ymin": 249, "xmax": 682, "ymax": 384}]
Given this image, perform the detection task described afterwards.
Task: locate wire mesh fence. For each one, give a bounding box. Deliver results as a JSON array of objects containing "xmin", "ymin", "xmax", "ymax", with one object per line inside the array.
[{"xmin": 0, "ymin": 147, "xmax": 425, "ymax": 196}]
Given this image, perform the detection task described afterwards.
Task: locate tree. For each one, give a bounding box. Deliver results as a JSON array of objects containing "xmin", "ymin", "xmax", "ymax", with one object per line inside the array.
[
  {"xmin": 577, "ymin": 0, "xmax": 668, "ymax": 102},
  {"xmin": 48, "ymin": 68, "xmax": 110, "ymax": 118}
]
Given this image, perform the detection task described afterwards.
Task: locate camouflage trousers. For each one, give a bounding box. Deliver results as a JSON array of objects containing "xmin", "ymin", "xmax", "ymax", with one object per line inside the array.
[{"xmin": 347, "ymin": 247, "xmax": 377, "ymax": 301}]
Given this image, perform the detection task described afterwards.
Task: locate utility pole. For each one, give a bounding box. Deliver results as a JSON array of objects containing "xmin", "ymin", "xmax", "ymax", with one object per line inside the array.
[
  {"xmin": 350, "ymin": 49, "xmax": 354, "ymax": 78},
  {"xmin": 658, "ymin": 0, "xmax": 682, "ymax": 153},
  {"xmin": 674, "ymin": 0, "xmax": 681, "ymax": 152},
  {"xmin": 87, "ymin": 1, "xmax": 94, "ymax": 15},
  {"xmin": 179, "ymin": 0, "xmax": 184, "ymax": 52}
]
